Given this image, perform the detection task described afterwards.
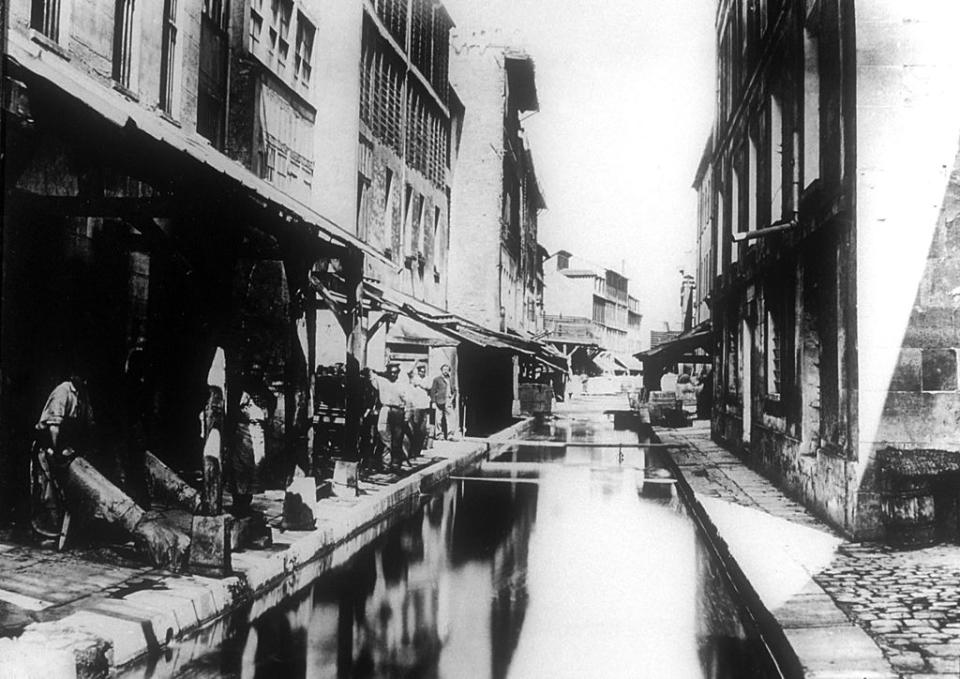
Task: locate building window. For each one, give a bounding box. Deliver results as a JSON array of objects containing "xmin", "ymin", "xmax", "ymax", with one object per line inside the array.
[
  {"xmin": 592, "ymin": 297, "xmax": 606, "ymax": 325},
  {"xmin": 432, "ymin": 205, "xmax": 441, "ymax": 261},
  {"xmin": 198, "ymin": 0, "xmax": 229, "ymax": 148},
  {"xmin": 267, "ymin": 0, "xmax": 292, "ymax": 71},
  {"xmin": 403, "ymin": 184, "xmax": 414, "ymax": 257},
  {"xmin": 730, "ymin": 166, "xmax": 740, "ymax": 265},
  {"xmin": 357, "ymin": 175, "xmax": 371, "ymax": 240},
  {"xmin": 384, "ymin": 168, "xmax": 396, "ymax": 258},
  {"xmin": 770, "ymin": 92, "xmax": 784, "ymax": 221},
  {"xmin": 159, "ymin": 0, "xmax": 178, "ymax": 114},
  {"xmin": 748, "ymin": 137, "xmax": 758, "ymax": 232},
  {"xmin": 716, "ymin": 187, "xmax": 725, "ymax": 276},
  {"xmin": 803, "ymin": 22, "xmax": 821, "ymax": 188},
  {"xmin": 113, "ymin": 0, "xmax": 137, "ymax": 89},
  {"xmin": 294, "ymin": 12, "xmax": 314, "ymax": 85},
  {"xmin": 413, "ymin": 194, "xmax": 425, "ymax": 256},
  {"xmin": 31, "ymin": 0, "xmax": 61, "ymax": 42},
  {"xmin": 249, "ymin": 0, "xmax": 263, "ymax": 48},
  {"xmin": 766, "ymin": 307, "xmax": 782, "ymax": 397}
]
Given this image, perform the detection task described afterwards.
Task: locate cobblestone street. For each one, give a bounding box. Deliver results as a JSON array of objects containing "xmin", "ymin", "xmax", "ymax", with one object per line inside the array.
[
  {"xmin": 660, "ymin": 421, "xmax": 960, "ymax": 679},
  {"xmin": 818, "ymin": 544, "xmax": 960, "ymax": 677}
]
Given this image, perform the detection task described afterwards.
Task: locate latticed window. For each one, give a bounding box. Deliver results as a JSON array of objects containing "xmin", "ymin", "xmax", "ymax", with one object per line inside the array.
[
  {"xmin": 31, "ymin": 0, "xmax": 61, "ymax": 42},
  {"xmin": 766, "ymin": 308, "xmax": 782, "ymax": 396},
  {"xmin": 374, "ymin": 0, "xmax": 406, "ymax": 46}
]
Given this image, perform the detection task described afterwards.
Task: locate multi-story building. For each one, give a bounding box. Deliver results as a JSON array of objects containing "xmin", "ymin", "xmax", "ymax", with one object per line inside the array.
[
  {"xmin": 543, "ymin": 250, "xmax": 643, "ymax": 358},
  {"xmin": 353, "ymin": 0, "xmax": 462, "ymax": 375},
  {"xmin": 0, "ymin": 0, "xmax": 383, "ymax": 497},
  {"xmin": 448, "ymin": 31, "xmax": 546, "ymax": 336},
  {"xmin": 697, "ymin": 0, "xmax": 960, "ymax": 543}
]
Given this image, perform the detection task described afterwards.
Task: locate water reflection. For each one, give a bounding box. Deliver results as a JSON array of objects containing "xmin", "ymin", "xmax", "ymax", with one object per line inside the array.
[{"xmin": 124, "ymin": 410, "xmax": 780, "ymax": 679}]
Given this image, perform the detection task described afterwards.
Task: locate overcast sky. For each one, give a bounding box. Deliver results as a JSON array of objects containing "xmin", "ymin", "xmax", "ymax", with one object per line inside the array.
[{"xmin": 444, "ymin": 0, "xmax": 717, "ymax": 340}]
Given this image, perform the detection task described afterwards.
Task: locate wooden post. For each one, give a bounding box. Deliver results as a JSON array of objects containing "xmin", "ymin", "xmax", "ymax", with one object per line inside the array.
[
  {"xmin": 305, "ymin": 278, "xmax": 317, "ymax": 475},
  {"xmin": 341, "ymin": 249, "xmax": 366, "ymax": 367},
  {"xmin": 202, "ymin": 348, "xmax": 226, "ymax": 516}
]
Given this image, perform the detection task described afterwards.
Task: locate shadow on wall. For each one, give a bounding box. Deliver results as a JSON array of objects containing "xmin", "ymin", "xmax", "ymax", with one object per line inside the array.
[{"xmin": 875, "ymin": 141, "xmax": 960, "ymax": 547}]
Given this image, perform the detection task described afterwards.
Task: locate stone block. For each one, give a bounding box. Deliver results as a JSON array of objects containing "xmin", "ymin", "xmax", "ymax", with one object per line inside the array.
[
  {"xmin": 188, "ymin": 515, "xmax": 233, "ymax": 578},
  {"xmin": 282, "ymin": 477, "xmax": 318, "ymax": 530},
  {"xmin": 890, "ymin": 348, "xmax": 922, "ymax": 391},
  {"xmin": 332, "ymin": 460, "xmax": 359, "ymax": 498},
  {"xmin": 921, "ymin": 348, "xmax": 958, "ymax": 391},
  {"xmin": 230, "ymin": 513, "xmax": 273, "ymax": 552}
]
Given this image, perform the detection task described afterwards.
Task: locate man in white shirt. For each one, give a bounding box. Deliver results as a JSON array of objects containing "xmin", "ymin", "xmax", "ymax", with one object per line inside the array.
[
  {"xmin": 377, "ymin": 363, "xmax": 407, "ymax": 470},
  {"xmin": 406, "ymin": 363, "xmax": 432, "ymax": 458}
]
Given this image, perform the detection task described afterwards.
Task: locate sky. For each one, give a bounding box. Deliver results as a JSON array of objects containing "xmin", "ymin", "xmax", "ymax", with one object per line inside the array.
[{"xmin": 444, "ymin": 0, "xmax": 717, "ymax": 340}]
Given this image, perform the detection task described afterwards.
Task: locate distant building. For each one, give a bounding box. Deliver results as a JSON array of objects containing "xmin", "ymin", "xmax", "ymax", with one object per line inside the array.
[
  {"xmin": 543, "ymin": 250, "xmax": 643, "ymax": 357},
  {"xmin": 696, "ymin": 0, "xmax": 960, "ymax": 544}
]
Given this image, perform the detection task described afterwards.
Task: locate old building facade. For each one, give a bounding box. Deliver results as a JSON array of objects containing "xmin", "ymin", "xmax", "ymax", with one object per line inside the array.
[
  {"xmin": 447, "ymin": 32, "xmax": 546, "ymax": 336},
  {"xmin": 542, "ymin": 250, "xmax": 643, "ymax": 358},
  {"xmin": 0, "ymin": 0, "xmax": 386, "ymax": 510},
  {"xmin": 697, "ymin": 0, "xmax": 960, "ymax": 543}
]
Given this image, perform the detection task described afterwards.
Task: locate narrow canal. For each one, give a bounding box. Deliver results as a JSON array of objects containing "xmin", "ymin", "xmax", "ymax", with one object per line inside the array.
[{"xmin": 123, "ymin": 397, "xmax": 784, "ymax": 678}]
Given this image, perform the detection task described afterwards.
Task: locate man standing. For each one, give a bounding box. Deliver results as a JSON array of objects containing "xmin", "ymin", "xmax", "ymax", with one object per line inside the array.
[
  {"xmin": 406, "ymin": 363, "xmax": 432, "ymax": 458},
  {"xmin": 357, "ymin": 368, "xmax": 382, "ymax": 474},
  {"xmin": 429, "ymin": 364, "xmax": 456, "ymax": 440},
  {"xmin": 376, "ymin": 363, "xmax": 407, "ymax": 472},
  {"xmin": 232, "ymin": 366, "xmax": 274, "ymax": 517},
  {"xmin": 33, "ymin": 374, "xmax": 95, "ymax": 538}
]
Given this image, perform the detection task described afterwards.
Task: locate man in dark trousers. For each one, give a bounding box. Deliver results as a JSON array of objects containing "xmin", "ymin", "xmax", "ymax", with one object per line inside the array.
[
  {"xmin": 376, "ymin": 363, "xmax": 407, "ymax": 472},
  {"xmin": 32, "ymin": 374, "xmax": 95, "ymax": 539},
  {"xmin": 429, "ymin": 364, "xmax": 456, "ymax": 440}
]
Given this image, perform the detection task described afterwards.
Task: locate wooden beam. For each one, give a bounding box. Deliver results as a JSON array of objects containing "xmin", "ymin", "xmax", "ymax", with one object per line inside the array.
[{"xmin": 366, "ymin": 311, "xmax": 397, "ymax": 341}]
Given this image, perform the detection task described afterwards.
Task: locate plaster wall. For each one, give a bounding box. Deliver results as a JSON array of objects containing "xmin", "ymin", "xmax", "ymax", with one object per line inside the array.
[{"xmin": 448, "ymin": 40, "xmax": 509, "ymax": 329}]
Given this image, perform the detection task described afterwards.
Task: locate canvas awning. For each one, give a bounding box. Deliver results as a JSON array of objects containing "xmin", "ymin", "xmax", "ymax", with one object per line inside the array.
[
  {"xmin": 366, "ymin": 284, "xmax": 567, "ymax": 372},
  {"xmin": 613, "ymin": 353, "xmax": 643, "ymax": 372},
  {"xmin": 635, "ymin": 321, "xmax": 713, "ymax": 365}
]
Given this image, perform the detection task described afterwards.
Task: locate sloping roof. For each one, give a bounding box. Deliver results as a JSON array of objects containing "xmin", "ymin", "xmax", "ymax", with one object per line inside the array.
[
  {"xmin": 369, "ymin": 284, "xmax": 567, "ymax": 372},
  {"xmin": 636, "ymin": 321, "xmax": 712, "ymax": 363}
]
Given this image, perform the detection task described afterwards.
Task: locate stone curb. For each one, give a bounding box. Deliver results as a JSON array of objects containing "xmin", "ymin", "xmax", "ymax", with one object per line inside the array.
[
  {"xmin": 0, "ymin": 418, "xmax": 533, "ymax": 679},
  {"xmin": 655, "ymin": 426, "xmax": 897, "ymax": 679}
]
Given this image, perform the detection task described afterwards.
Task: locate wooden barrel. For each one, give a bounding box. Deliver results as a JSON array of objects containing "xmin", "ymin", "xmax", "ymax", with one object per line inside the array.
[{"xmin": 881, "ymin": 477, "xmax": 937, "ymax": 549}]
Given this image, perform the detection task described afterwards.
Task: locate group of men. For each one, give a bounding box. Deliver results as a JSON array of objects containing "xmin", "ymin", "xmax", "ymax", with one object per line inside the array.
[
  {"xmin": 361, "ymin": 362, "xmax": 456, "ymax": 473},
  {"xmin": 23, "ymin": 357, "xmax": 457, "ymax": 542}
]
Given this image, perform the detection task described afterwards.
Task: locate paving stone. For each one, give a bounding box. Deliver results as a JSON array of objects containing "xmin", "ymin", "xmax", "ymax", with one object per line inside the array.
[{"xmin": 888, "ymin": 650, "xmax": 927, "ymax": 672}]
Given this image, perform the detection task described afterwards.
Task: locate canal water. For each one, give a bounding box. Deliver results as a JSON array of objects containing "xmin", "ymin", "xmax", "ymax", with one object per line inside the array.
[{"xmin": 123, "ymin": 399, "xmax": 783, "ymax": 678}]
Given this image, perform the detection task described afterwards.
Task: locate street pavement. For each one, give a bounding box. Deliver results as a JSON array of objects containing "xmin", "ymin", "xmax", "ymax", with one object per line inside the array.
[{"xmin": 659, "ymin": 419, "xmax": 960, "ymax": 679}]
